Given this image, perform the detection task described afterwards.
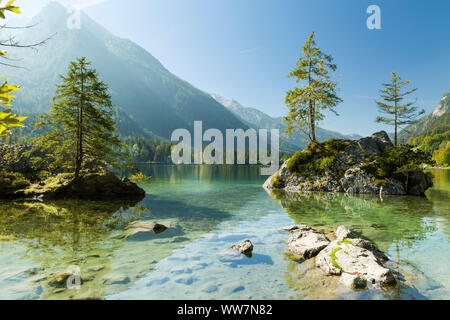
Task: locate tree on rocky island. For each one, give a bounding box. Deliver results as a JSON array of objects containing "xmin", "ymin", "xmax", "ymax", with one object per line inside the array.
[
  {"xmin": 284, "ymin": 32, "xmax": 342, "ymax": 143},
  {"xmin": 376, "ymin": 72, "xmax": 425, "ymax": 146},
  {"xmin": 30, "ymin": 57, "xmax": 129, "ymax": 181}
]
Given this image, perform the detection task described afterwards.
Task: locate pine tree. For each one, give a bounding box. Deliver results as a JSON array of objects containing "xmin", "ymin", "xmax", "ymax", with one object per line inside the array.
[
  {"xmin": 31, "ymin": 58, "xmax": 126, "ymax": 180},
  {"xmin": 376, "ymin": 72, "xmax": 425, "ymax": 146},
  {"xmin": 284, "ymin": 32, "xmax": 342, "ymax": 142}
]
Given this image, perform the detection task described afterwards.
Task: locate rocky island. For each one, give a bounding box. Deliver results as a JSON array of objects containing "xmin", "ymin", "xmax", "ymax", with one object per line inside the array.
[
  {"xmin": 264, "ymin": 131, "xmax": 433, "ymax": 196},
  {"xmin": 0, "ymin": 144, "xmax": 145, "ymax": 201}
]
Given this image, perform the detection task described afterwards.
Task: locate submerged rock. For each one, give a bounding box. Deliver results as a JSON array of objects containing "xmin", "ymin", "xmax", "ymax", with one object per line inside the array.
[
  {"xmin": 284, "ymin": 226, "xmax": 330, "ymax": 259},
  {"xmin": 48, "ymin": 271, "xmax": 81, "ymax": 288},
  {"xmin": 125, "ymin": 221, "xmax": 168, "ymax": 238},
  {"xmin": 264, "ymin": 131, "xmax": 433, "ymax": 196},
  {"xmin": 231, "ymin": 240, "xmax": 254, "ymax": 257}
]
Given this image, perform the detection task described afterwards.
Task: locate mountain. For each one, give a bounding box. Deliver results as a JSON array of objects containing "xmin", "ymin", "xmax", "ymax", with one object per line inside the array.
[
  {"xmin": 6, "ymin": 2, "xmax": 247, "ymax": 140},
  {"xmin": 399, "ymin": 93, "xmax": 450, "ymax": 157},
  {"xmin": 211, "ymin": 93, "xmax": 362, "ymax": 151},
  {"xmin": 400, "ymin": 93, "xmax": 450, "ymax": 142}
]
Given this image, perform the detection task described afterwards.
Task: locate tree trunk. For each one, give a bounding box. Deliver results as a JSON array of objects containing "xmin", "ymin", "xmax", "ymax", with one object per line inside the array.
[
  {"xmin": 394, "ymin": 103, "xmax": 398, "ymax": 146},
  {"xmin": 310, "ymin": 100, "xmax": 316, "ymax": 141},
  {"xmin": 74, "ymin": 68, "xmax": 85, "ymax": 181},
  {"xmin": 308, "ymin": 53, "xmax": 316, "ymax": 142}
]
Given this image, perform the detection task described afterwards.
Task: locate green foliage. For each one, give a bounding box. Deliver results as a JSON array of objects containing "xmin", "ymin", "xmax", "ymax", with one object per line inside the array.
[
  {"xmin": 0, "ymin": 169, "xmax": 30, "ymax": 194},
  {"xmin": 284, "ymin": 32, "xmax": 342, "ymax": 142},
  {"xmin": 0, "ymin": 0, "xmax": 20, "ymax": 19},
  {"xmin": 0, "ymin": 2, "xmax": 26, "ymax": 138},
  {"xmin": 360, "ymin": 145, "xmax": 434, "ymax": 180},
  {"xmin": 29, "ymin": 58, "xmax": 129, "ymax": 179},
  {"xmin": 1, "ymin": 75, "xmax": 26, "ymax": 138},
  {"xmin": 286, "ymin": 139, "xmax": 350, "ymax": 175},
  {"xmin": 0, "ymin": 144, "xmax": 24, "ymax": 168},
  {"xmin": 122, "ymin": 136, "xmax": 173, "ymax": 163},
  {"xmin": 129, "ymin": 171, "xmax": 151, "ymax": 184},
  {"xmin": 271, "ymin": 175, "xmax": 285, "ymax": 189},
  {"xmin": 376, "ymin": 72, "xmax": 424, "ymax": 145},
  {"xmin": 433, "ymin": 141, "xmax": 450, "ymax": 167}
]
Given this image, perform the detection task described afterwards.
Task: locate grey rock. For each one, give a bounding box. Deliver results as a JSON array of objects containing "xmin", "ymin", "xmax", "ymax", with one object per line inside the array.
[
  {"xmin": 335, "ymin": 226, "xmax": 356, "ymax": 242},
  {"xmin": 339, "ymin": 273, "xmax": 368, "ymax": 290},
  {"xmin": 407, "ymin": 171, "xmax": 433, "ymax": 196},
  {"xmin": 350, "ymin": 238, "xmax": 389, "ymax": 263},
  {"xmin": 286, "ymin": 227, "xmax": 330, "ymax": 259},
  {"xmin": 231, "ymin": 240, "xmax": 254, "ymax": 257},
  {"xmin": 315, "ymin": 240, "xmax": 396, "ymax": 289},
  {"xmin": 282, "ymin": 225, "xmax": 312, "ymax": 234}
]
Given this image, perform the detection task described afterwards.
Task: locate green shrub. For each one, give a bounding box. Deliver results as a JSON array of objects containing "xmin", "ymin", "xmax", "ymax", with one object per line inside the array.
[
  {"xmin": 129, "ymin": 172, "xmax": 151, "ymax": 183},
  {"xmin": 286, "ymin": 139, "xmax": 351, "ymax": 175},
  {"xmin": 271, "ymin": 175, "xmax": 285, "ymax": 189},
  {"xmin": 361, "ymin": 145, "xmax": 435, "ymax": 181},
  {"xmin": 0, "ymin": 170, "xmax": 31, "ymax": 195}
]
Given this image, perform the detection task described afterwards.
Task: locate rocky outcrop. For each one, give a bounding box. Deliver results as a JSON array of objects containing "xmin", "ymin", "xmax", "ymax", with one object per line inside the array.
[
  {"xmin": 54, "ymin": 172, "xmax": 146, "ymax": 200},
  {"xmin": 283, "ymin": 225, "xmax": 397, "ymax": 291},
  {"xmin": 5, "ymin": 171, "xmax": 146, "ymax": 200},
  {"xmin": 283, "ymin": 225, "xmax": 330, "ymax": 259},
  {"xmin": 264, "ymin": 131, "xmax": 433, "ymax": 196},
  {"xmin": 231, "ymin": 240, "xmax": 254, "ymax": 257}
]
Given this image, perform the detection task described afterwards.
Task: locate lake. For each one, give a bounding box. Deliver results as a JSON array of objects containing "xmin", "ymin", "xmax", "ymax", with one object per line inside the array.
[{"xmin": 0, "ymin": 165, "xmax": 448, "ymax": 300}]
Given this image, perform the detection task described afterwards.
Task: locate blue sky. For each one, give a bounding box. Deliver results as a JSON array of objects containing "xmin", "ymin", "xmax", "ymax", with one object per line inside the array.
[{"xmin": 9, "ymin": 0, "xmax": 450, "ymax": 136}]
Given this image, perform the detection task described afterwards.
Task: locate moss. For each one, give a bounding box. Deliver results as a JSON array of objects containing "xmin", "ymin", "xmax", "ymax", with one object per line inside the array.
[
  {"xmin": 271, "ymin": 175, "xmax": 285, "ymax": 189},
  {"xmin": 287, "ymin": 139, "xmax": 351, "ymax": 176},
  {"xmin": 338, "ymin": 238, "xmax": 353, "ymax": 245},
  {"xmin": 372, "ymin": 177, "xmax": 388, "ymax": 187},
  {"xmin": 330, "ymin": 247, "xmax": 343, "ymax": 271}
]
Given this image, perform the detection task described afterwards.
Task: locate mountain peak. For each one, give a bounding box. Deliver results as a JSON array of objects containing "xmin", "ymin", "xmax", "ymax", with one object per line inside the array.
[
  {"xmin": 432, "ymin": 93, "xmax": 450, "ymax": 117},
  {"xmin": 39, "ymin": 1, "xmax": 68, "ymax": 16}
]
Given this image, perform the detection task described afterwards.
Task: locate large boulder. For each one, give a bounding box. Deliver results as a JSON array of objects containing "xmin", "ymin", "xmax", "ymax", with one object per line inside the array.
[
  {"xmin": 284, "ymin": 225, "xmax": 330, "ymax": 259},
  {"xmin": 282, "ymin": 225, "xmax": 396, "ymax": 291}
]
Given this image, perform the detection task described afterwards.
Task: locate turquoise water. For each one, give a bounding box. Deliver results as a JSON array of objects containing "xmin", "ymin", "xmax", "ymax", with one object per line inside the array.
[{"xmin": 0, "ymin": 165, "xmax": 448, "ymax": 300}]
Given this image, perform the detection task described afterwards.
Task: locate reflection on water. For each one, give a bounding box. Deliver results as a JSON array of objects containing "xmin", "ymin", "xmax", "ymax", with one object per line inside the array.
[{"xmin": 0, "ymin": 166, "xmax": 448, "ymax": 300}]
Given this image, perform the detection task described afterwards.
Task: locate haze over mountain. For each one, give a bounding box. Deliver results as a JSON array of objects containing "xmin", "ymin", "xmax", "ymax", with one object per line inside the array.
[
  {"xmin": 7, "ymin": 2, "xmax": 247, "ymax": 140},
  {"xmin": 211, "ymin": 93, "xmax": 361, "ymax": 151}
]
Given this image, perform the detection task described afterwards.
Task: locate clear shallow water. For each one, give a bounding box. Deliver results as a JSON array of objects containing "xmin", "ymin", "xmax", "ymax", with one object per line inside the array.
[{"xmin": 0, "ymin": 166, "xmax": 448, "ymax": 300}]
